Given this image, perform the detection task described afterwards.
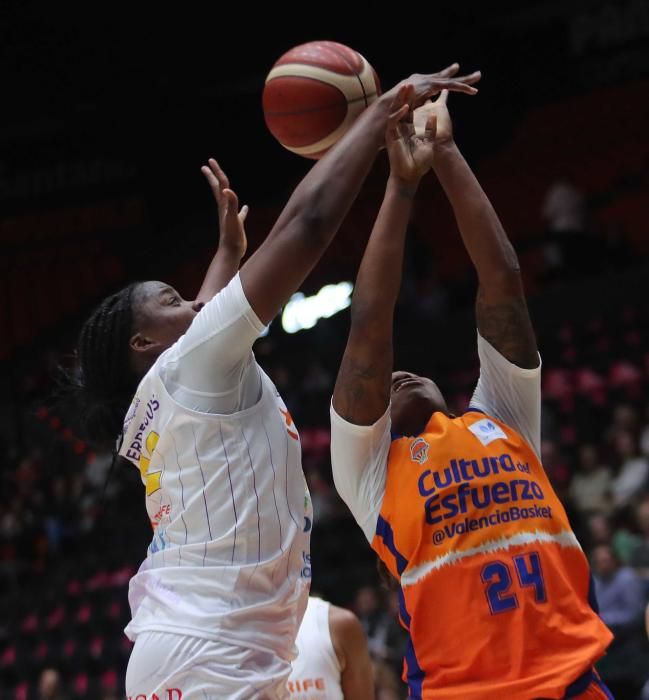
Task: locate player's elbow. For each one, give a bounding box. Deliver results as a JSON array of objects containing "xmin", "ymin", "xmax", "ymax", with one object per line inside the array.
[
  {"xmin": 291, "ymin": 183, "xmax": 339, "ymax": 245},
  {"xmin": 350, "ymin": 300, "xmax": 388, "ymax": 335},
  {"xmin": 480, "ymin": 265, "xmax": 523, "ymax": 296}
]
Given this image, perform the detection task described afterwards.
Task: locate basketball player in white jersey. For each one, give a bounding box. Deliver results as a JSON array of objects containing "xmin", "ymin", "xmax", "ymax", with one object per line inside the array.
[
  {"xmin": 72, "ymin": 67, "xmax": 480, "ymax": 699},
  {"xmin": 288, "ymin": 596, "xmax": 374, "ymax": 700}
]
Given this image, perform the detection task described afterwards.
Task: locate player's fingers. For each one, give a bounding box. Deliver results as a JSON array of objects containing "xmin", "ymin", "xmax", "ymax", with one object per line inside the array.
[
  {"xmin": 387, "ymin": 102, "xmax": 410, "ymax": 127},
  {"xmin": 208, "ymin": 158, "xmax": 230, "ymax": 190},
  {"xmin": 239, "ymin": 204, "xmax": 249, "ymax": 223},
  {"xmin": 438, "ymin": 89, "xmax": 449, "ymax": 105},
  {"xmin": 443, "ymin": 79, "xmax": 479, "ymax": 95},
  {"xmin": 398, "ymin": 121, "xmax": 415, "ymax": 140},
  {"xmin": 201, "ymin": 165, "xmax": 222, "ymax": 199},
  {"xmin": 385, "ymin": 122, "xmax": 400, "ymax": 146},
  {"xmin": 222, "ymin": 188, "xmax": 239, "ymax": 216},
  {"xmin": 437, "ymin": 63, "xmax": 460, "ymax": 78},
  {"xmin": 424, "ymin": 113, "xmax": 437, "ymax": 142},
  {"xmin": 457, "ymin": 71, "xmax": 482, "ymax": 86}
]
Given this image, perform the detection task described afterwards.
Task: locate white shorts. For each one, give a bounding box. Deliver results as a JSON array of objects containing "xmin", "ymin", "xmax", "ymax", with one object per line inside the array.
[{"xmin": 125, "ymin": 631, "xmax": 291, "ymax": 700}]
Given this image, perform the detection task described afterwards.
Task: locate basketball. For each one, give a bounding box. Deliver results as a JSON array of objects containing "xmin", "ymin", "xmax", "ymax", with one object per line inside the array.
[{"xmin": 262, "ymin": 40, "xmax": 381, "ymax": 160}]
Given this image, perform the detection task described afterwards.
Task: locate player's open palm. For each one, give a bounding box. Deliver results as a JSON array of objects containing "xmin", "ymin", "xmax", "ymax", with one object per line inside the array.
[
  {"xmin": 201, "ymin": 158, "xmax": 249, "ymax": 258},
  {"xmin": 386, "ymin": 113, "xmax": 437, "ymax": 183}
]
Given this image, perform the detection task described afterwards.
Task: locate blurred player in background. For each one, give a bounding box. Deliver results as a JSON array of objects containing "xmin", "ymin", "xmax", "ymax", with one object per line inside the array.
[
  {"xmin": 330, "ymin": 90, "xmax": 614, "ymax": 699},
  {"xmin": 288, "ymin": 596, "xmax": 374, "ymax": 699},
  {"xmin": 69, "ymin": 66, "xmax": 480, "ymax": 699}
]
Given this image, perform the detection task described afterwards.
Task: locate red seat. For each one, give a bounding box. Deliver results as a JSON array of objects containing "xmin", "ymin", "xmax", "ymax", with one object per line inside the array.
[
  {"xmin": 575, "ymin": 368, "xmax": 607, "ymax": 405},
  {"xmin": 72, "ymin": 672, "xmax": 88, "ymax": 696},
  {"xmin": 542, "ymin": 368, "xmax": 574, "ymax": 401},
  {"xmin": 1, "ymin": 645, "xmax": 16, "ymax": 668},
  {"xmin": 101, "ymin": 668, "xmax": 119, "ymax": 692},
  {"xmin": 20, "ymin": 613, "xmax": 38, "ymax": 634},
  {"xmin": 13, "ymin": 681, "xmax": 29, "ymax": 700},
  {"xmin": 75, "ymin": 602, "xmax": 92, "ymax": 625},
  {"xmin": 62, "ymin": 639, "xmax": 76, "ymax": 659},
  {"xmin": 609, "ymin": 360, "xmax": 643, "ymax": 388},
  {"xmin": 45, "ymin": 605, "xmax": 65, "ymax": 630},
  {"xmin": 89, "ymin": 636, "xmax": 104, "ymax": 659}
]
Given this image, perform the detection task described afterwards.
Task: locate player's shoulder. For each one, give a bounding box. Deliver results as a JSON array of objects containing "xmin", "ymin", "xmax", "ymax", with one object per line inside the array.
[
  {"xmin": 328, "ymin": 604, "xmax": 366, "ymax": 644},
  {"xmin": 328, "ymin": 603, "xmax": 360, "ymax": 626}
]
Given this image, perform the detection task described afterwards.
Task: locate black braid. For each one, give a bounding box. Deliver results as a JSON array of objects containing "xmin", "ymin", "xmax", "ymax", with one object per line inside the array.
[{"xmin": 73, "ymin": 283, "xmax": 142, "ymax": 447}]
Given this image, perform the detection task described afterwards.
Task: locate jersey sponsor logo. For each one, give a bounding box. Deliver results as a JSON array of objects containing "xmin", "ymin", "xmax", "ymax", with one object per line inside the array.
[
  {"xmin": 123, "ymin": 396, "xmax": 140, "ymax": 432},
  {"xmin": 139, "ymin": 431, "xmax": 162, "ymax": 497},
  {"xmin": 301, "ymin": 551, "xmax": 312, "ymax": 578},
  {"xmin": 287, "ymin": 678, "xmax": 326, "ymax": 693},
  {"xmin": 149, "ymin": 529, "xmax": 168, "ymax": 553},
  {"xmin": 468, "ymin": 418, "xmax": 507, "ymax": 446},
  {"xmin": 128, "ymin": 690, "xmax": 182, "ymax": 700},
  {"xmin": 151, "ymin": 503, "xmax": 171, "ymax": 529},
  {"xmin": 431, "ymin": 505, "xmax": 554, "ymax": 545},
  {"xmin": 416, "ymin": 453, "xmax": 544, "ymax": 525},
  {"xmin": 410, "ymin": 437, "xmax": 430, "ymax": 465},
  {"xmin": 279, "ymin": 406, "xmax": 299, "ymax": 441},
  {"xmin": 125, "ymin": 395, "xmax": 160, "ymax": 461}
]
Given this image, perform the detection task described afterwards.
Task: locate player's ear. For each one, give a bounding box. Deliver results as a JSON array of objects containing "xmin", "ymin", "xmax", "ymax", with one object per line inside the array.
[{"xmin": 130, "ymin": 332, "xmax": 156, "ymax": 353}]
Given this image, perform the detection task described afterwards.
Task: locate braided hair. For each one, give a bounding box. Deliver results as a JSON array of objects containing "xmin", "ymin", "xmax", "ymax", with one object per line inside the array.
[{"xmin": 72, "ymin": 282, "xmax": 143, "ymax": 447}]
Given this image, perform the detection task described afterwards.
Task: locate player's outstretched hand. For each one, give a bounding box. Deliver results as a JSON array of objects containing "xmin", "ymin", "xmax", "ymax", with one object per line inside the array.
[
  {"xmin": 382, "ymin": 63, "xmax": 480, "ymax": 110},
  {"xmin": 201, "ymin": 158, "xmax": 249, "ymax": 259}
]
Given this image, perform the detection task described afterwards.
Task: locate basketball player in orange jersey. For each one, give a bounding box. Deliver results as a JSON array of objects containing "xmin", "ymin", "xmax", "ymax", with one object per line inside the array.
[
  {"xmin": 287, "ymin": 596, "xmax": 374, "ymax": 699},
  {"xmin": 330, "ymin": 91, "xmax": 615, "ymax": 700}
]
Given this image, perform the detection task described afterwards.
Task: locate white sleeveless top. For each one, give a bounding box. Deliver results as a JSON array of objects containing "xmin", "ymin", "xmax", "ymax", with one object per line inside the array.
[
  {"xmin": 118, "ymin": 276, "xmax": 313, "ymax": 662},
  {"xmin": 288, "ymin": 597, "xmax": 343, "ymax": 700}
]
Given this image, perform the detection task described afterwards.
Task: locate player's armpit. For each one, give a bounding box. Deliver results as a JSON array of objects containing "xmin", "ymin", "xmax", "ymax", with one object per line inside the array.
[{"xmin": 476, "ymin": 286, "xmax": 539, "ymax": 370}]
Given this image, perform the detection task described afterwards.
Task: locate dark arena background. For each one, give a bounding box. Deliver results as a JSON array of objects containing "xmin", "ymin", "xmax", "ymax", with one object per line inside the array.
[{"xmin": 2, "ymin": 2, "xmax": 649, "ymax": 698}]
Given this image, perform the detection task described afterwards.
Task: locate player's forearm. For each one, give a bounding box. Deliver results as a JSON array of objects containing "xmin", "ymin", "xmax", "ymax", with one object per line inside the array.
[
  {"xmin": 350, "ymin": 176, "xmax": 415, "ymax": 333},
  {"xmin": 433, "ymin": 142, "xmax": 521, "ymax": 292},
  {"xmin": 195, "ymin": 248, "xmax": 244, "ymax": 304},
  {"xmin": 332, "ymin": 177, "xmax": 414, "ymax": 425}
]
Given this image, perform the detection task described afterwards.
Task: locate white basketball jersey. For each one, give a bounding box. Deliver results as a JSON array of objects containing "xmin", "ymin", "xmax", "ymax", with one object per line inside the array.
[
  {"xmin": 119, "ymin": 358, "xmax": 313, "ymax": 662},
  {"xmin": 288, "ymin": 597, "xmax": 343, "ymax": 700}
]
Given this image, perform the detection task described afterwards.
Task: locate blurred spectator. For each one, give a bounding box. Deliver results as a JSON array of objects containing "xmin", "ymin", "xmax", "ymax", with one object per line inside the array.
[
  {"xmin": 542, "ymin": 177, "xmax": 588, "ymax": 236},
  {"xmin": 302, "ymin": 360, "xmax": 332, "ymax": 395},
  {"xmin": 354, "ymin": 586, "xmax": 386, "ymax": 659},
  {"xmin": 586, "ymin": 514, "xmax": 638, "ymax": 563},
  {"xmin": 639, "ymin": 403, "xmax": 649, "ymax": 458},
  {"xmin": 540, "ymin": 439, "xmax": 571, "ymax": 491},
  {"xmin": 38, "ymin": 668, "xmax": 67, "ymax": 700},
  {"xmin": 380, "ymin": 590, "xmax": 409, "ymax": 680},
  {"xmin": 570, "ymin": 444, "xmax": 613, "ymax": 517},
  {"xmin": 540, "ymin": 177, "xmax": 590, "ymax": 279},
  {"xmin": 305, "ymin": 465, "xmax": 338, "ymax": 523},
  {"xmin": 592, "ymin": 544, "xmax": 649, "ymax": 698},
  {"xmin": 630, "ymin": 499, "xmax": 649, "ymax": 577},
  {"xmin": 606, "ymin": 404, "xmax": 640, "ymax": 448},
  {"xmin": 611, "ymin": 430, "xmax": 649, "ymax": 511}
]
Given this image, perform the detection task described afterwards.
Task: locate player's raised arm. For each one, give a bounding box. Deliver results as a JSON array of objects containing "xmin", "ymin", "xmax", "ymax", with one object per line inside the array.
[
  {"xmin": 424, "ymin": 91, "xmax": 538, "ymax": 368},
  {"xmin": 239, "ymin": 65, "xmax": 480, "ymax": 326},
  {"xmin": 332, "ymin": 112, "xmax": 438, "ymax": 426}
]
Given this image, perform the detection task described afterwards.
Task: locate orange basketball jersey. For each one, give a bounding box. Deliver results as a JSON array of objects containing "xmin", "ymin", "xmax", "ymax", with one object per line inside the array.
[{"xmin": 371, "ymin": 411, "xmax": 613, "ymax": 700}]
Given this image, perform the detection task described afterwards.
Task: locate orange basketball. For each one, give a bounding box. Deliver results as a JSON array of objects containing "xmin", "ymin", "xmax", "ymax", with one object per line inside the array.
[{"xmin": 262, "ymin": 41, "xmax": 381, "ymax": 160}]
